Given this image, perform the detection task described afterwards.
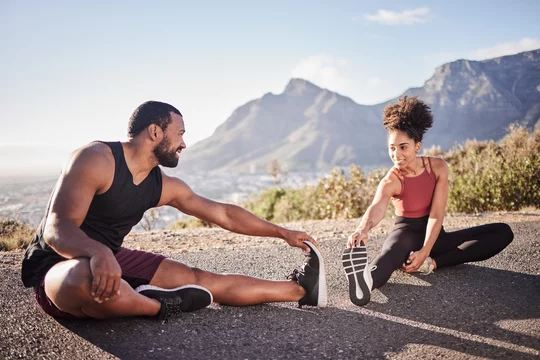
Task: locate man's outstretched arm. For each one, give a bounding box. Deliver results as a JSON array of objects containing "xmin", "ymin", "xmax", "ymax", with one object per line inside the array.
[{"xmin": 159, "ymin": 173, "xmax": 317, "ymax": 251}]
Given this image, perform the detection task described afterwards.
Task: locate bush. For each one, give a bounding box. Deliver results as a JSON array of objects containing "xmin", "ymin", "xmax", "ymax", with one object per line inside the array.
[
  {"xmin": 244, "ymin": 125, "xmax": 539, "ymax": 222},
  {"xmin": 245, "ymin": 187, "xmax": 288, "ymax": 221},
  {"xmin": 175, "ymin": 125, "xmax": 539, "ymax": 228},
  {"xmin": 169, "ymin": 217, "xmax": 215, "ymax": 230},
  {"xmin": 0, "ymin": 219, "xmax": 34, "ymax": 251},
  {"xmin": 445, "ymin": 125, "xmax": 540, "ymax": 213},
  {"xmin": 245, "ymin": 165, "xmax": 386, "ymax": 222}
]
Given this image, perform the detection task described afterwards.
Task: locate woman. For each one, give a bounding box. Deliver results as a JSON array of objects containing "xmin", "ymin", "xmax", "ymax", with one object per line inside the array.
[{"xmin": 342, "ymin": 96, "xmax": 514, "ymax": 306}]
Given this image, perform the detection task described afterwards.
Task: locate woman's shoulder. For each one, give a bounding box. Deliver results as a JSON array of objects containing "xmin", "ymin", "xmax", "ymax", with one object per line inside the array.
[
  {"xmin": 423, "ymin": 156, "xmax": 448, "ymax": 177},
  {"xmin": 385, "ymin": 166, "xmax": 403, "ymax": 181},
  {"xmin": 424, "ymin": 156, "xmax": 447, "ymax": 167},
  {"xmin": 373, "ymin": 168, "xmax": 402, "ymax": 198}
]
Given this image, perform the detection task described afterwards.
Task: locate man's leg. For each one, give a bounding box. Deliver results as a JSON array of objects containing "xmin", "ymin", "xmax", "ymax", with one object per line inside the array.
[
  {"xmin": 44, "ymin": 258, "xmax": 161, "ymax": 319},
  {"xmin": 150, "ymin": 259, "xmax": 305, "ymax": 306}
]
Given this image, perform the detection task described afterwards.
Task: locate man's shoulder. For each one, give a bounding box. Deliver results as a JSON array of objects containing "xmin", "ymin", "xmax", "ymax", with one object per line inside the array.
[
  {"xmin": 79, "ymin": 141, "xmax": 114, "ymax": 156},
  {"xmin": 63, "ymin": 142, "xmax": 116, "ymax": 178},
  {"xmin": 72, "ymin": 142, "xmax": 114, "ymax": 164},
  {"xmin": 158, "ymin": 171, "xmax": 195, "ymax": 206},
  {"xmin": 160, "ymin": 171, "xmax": 188, "ymax": 188}
]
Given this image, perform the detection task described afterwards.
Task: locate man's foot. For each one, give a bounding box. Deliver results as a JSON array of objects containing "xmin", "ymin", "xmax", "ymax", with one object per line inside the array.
[
  {"xmin": 342, "ymin": 242, "xmax": 374, "ymax": 306},
  {"xmin": 287, "ymin": 241, "xmax": 327, "ymax": 307},
  {"xmin": 135, "ymin": 284, "xmax": 213, "ymax": 321}
]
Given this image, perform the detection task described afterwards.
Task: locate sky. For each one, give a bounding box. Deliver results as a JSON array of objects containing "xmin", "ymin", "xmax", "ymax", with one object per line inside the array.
[{"xmin": 1, "ymin": 0, "xmax": 539, "ymax": 161}]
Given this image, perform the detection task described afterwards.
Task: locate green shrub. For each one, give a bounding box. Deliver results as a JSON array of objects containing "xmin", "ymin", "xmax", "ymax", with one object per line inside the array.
[
  {"xmin": 245, "ymin": 187, "xmax": 288, "ymax": 221},
  {"xmin": 446, "ymin": 125, "xmax": 539, "ymax": 213},
  {"xmin": 245, "ymin": 165, "xmax": 385, "ymax": 222},
  {"xmin": 271, "ymin": 187, "xmax": 317, "ymax": 222},
  {"xmin": 175, "ymin": 125, "xmax": 539, "ymax": 229},
  {"xmin": 169, "ymin": 217, "xmax": 215, "ymax": 230},
  {"xmin": 244, "ymin": 125, "xmax": 539, "ymax": 222},
  {"xmin": 0, "ymin": 219, "xmax": 34, "ymax": 251}
]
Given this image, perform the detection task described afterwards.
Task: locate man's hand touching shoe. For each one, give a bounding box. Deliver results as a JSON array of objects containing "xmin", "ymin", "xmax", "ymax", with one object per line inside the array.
[{"xmin": 281, "ymin": 229, "xmax": 318, "ymax": 252}]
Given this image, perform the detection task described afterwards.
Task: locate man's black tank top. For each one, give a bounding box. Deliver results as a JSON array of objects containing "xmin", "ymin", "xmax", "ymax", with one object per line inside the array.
[{"xmin": 21, "ymin": 142, "xmax": 163, "ymax": 288}]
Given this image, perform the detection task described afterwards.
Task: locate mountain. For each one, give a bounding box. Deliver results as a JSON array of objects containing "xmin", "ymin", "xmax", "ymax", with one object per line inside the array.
[{"xmin": 178, "ymin": 49, "xmax": 540, "ymax": 173}]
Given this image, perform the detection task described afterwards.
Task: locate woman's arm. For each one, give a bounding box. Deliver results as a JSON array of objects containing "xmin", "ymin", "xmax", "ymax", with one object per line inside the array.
[
  {"xmin": 403, "ymin": 158, "xmax": 449, "ymax": 272},
  {"xmin": 347, "ymin": 171, "xmax": 401, "ymax": 247}
]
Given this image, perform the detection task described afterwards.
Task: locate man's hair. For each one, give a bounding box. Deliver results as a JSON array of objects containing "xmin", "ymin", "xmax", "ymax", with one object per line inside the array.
[
  {"xmin": 127, "ymin": 101, "xmax": 182, "ymax": 137},
  {"xmin": 382, "ymin": 96, "xmax": 433, "ymax": 143}
]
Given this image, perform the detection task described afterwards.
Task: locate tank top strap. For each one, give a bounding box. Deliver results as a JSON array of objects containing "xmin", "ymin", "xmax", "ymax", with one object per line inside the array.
[{"xmin": 425, "ymin": 156, "xmax": 437, "ymax": 181}]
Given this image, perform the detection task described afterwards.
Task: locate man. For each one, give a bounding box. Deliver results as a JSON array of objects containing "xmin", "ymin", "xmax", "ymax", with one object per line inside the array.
[{"xmin": 21, "ymin": 101, "xmax": 327, "ymax": 321}]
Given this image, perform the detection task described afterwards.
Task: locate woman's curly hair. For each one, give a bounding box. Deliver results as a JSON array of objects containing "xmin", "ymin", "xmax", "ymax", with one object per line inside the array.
[{"xmin": 382, "ymin": 96, "xmax": 433, "ymax": 143}]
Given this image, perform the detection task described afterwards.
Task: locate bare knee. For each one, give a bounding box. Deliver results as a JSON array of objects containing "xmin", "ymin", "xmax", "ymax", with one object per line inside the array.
[
  {"xmin": 45, "ymin": 258, "xmax": 94, "ymax": 309},
  {"xmin": 150, "ymin": 259, "xmax": 212, "ymax": 288}
]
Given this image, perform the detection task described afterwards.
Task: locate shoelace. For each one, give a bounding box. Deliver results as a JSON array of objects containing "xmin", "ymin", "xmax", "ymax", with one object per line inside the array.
[
  {"xmin": 287, "ymin": 251, "xmax": 312, "ymax": 280},
  {"xmin": 158, "ymin": 296, "xmax": 184, "ymax": 323},
  {"xmin": 287, "ymin": 268, "xmax": 303, "ymax": 281}
]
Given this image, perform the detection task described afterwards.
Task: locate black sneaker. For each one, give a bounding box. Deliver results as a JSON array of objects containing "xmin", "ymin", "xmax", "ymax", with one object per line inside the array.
[
  {"xmin": 135, "ymin": 284, "xmax": 213, "ymax": 321},
  {"xmin": 287, "ymin": 241, "xmax": 327, "ymax": 307},
  {"xmin": 342, "ymin": 242, "xmax": 374, "ymax": 306}
]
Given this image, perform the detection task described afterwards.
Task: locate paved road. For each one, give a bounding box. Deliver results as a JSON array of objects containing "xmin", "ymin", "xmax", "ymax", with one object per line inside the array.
[{"xmin": 1, "ymin": 219, "xmax": 539, "ymax": 359}]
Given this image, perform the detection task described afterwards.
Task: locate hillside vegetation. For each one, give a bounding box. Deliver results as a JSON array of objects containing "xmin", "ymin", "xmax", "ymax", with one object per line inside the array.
[
  {"xmin": 2, "ymin": 126, "xmax": 538, "ymax": 250},
  {"xmin": 238, "ymin": 125, "xmax": 539, "ymax": 223},
  {"xmin": 0, "ymin": 219, "xmax": 34, "ymax": 251}
]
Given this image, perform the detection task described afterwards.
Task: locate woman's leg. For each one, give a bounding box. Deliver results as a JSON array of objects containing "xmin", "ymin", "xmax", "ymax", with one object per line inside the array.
[
  {"xmin": 371, "ymin": 229, "xmax": 424, "ymax": 289},
  {"xmin": 430, "ymin": 223, "xmax": 513, "ymax": 269}
]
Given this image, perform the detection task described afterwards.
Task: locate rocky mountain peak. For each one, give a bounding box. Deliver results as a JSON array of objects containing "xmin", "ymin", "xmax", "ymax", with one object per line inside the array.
[
  {"xmin": 175, "ymin": 49, "xmax": 540, "ymax": 174},
  {"xmin": 283, "ymin": 78, "xmax": 323, "ymax": 96}
]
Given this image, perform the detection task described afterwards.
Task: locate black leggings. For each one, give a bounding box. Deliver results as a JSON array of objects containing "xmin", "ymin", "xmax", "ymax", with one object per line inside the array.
[{"xmin": 371, "ymin": 216, "xmax": 514, "ymax": 289}]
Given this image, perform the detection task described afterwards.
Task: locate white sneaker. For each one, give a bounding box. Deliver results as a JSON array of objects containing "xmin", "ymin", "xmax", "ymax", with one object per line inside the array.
[
  {"xmin": 418, "ymin": 257, "xmax": 435, "ymax": 275},
  {"xmin": 409, "ymin": 251, "xmax": 435, "ymax": 275},
  {"xmin": 342, "ymin": 242, "xmax": 376, "ymax": 306}
]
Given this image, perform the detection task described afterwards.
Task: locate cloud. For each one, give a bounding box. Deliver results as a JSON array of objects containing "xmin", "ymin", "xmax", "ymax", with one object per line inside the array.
[
  {"xmin": 363, "ymin": 7, "xmax": 430, "ymax": 25},
  {"xmin": 469, "ymin": 38, "xmax": 540, "ymax": 60},
  {"xmin": 291, "ymin": 55, "xmax": 349, "ymax": 91}
]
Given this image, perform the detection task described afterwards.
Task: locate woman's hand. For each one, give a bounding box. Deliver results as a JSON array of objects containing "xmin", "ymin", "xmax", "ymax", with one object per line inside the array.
[
  {"xmin": 347, "ymin": 230, "xmax": 368, "ymax": 248},
  {"xmin": 401, "ymin": 248, "xmax": 430, "ymax": 273}
]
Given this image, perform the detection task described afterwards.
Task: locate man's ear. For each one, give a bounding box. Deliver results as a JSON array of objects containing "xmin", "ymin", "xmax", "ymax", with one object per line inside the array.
[{"xmin": 148, "ymin": 124, "xmax": 161, "ymax": 141}]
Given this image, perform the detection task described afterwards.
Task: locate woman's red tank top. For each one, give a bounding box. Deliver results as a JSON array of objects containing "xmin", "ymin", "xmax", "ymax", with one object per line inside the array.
[{"xmin": 391, "ymin": 156, "xmax": 437, "ymax": 218}]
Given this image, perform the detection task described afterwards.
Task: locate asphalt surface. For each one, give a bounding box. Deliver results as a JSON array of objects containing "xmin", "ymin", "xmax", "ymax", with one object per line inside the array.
[{"xmin": 1, "ymin": 219, "xmax": 539, "ymax": 359}]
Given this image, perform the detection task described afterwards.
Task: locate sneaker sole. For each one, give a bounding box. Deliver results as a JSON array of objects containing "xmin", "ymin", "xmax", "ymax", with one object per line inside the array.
[
  {"xmin": 304, "ymin": 241, "xmax": 327, "ymax": 307},
  {"xmin": 135, "ymin": 284, "xmax": 213, "ymax": 312},
  {"xmin": 342, "ymin": 244, "xmax": 371, "ymax": 306}
]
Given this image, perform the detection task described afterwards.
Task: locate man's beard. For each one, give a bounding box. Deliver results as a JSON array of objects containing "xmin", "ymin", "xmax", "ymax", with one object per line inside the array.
[{"xmin": 153, "ymin": 137, "xmax": 179, "ymax": 168}]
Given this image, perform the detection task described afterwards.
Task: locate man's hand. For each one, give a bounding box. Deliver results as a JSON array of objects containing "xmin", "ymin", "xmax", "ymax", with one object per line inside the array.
[
  {"xmin": 347, "ymin": 231, "xmax": 368, "ymax": 248},
  {"xmin": 282, "ymin": 230, "xmax": 318, "ymax": 252},
  {"xmin": 401, "ymin": 248, "xmax": 429, "ymax": 273},
  {"xmin": 90, "ymin": 249, "xmax": 122, "ymax": 303}
]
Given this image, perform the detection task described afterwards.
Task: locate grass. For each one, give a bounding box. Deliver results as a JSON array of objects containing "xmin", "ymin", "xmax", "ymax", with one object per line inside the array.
[{"xmin": 0, "ymin": 219, "xmax": 34, "ymax": 251}]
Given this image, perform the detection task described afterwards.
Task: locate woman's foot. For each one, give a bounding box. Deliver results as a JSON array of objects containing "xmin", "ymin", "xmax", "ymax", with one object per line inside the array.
[{"xmin": 342, "ymin": 242, "xmax": 375, "ymax": 306}]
